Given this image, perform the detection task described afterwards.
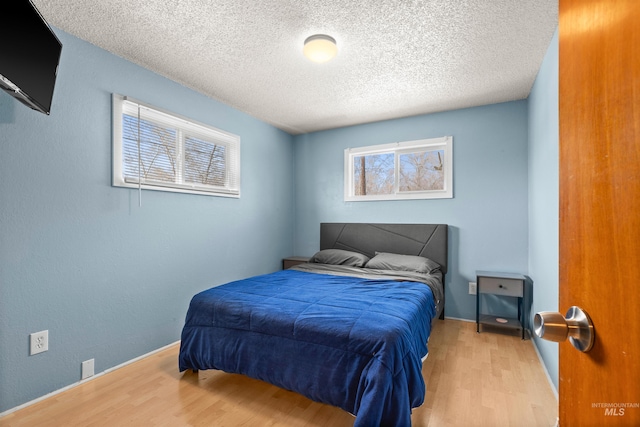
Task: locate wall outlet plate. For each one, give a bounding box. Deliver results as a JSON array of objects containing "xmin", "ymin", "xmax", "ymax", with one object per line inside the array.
[
  {"xmin": 469, "ymin": 281, "xmax": 477, "ymax": 295},
  {"xmin": 30, "ymin": 330, "xmax": 49, "ymax": 355},
  {"xmin": 82, "ymin": 359, "xmax": 95, "ymax": 380}
]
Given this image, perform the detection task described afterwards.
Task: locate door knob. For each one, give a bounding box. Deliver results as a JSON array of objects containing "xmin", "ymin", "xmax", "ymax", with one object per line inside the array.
[{"xmin": 533, "ymin": 306, "xmax": 595, "ymax": 352}]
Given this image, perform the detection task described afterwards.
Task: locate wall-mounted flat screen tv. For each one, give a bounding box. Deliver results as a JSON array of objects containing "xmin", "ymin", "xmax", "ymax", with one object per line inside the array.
[{"xmin": 0, "ymin": 0, "xmax": 62, "ymax": 115}]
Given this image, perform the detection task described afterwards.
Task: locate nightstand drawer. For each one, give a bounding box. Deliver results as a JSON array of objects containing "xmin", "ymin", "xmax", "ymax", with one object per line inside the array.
[{"xmin": 478, "ymin": 276, "xmax": 523, "ymax": 297}]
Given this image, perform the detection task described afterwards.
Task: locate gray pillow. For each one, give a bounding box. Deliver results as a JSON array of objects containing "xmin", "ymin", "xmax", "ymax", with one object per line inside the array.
[
  {"xmin": 365, "ymin": 252, "xmax": 440, "ymax": 274},
  {"xmin": 309, "ymin": 249, "xmax": 370, "ymax": 267}
]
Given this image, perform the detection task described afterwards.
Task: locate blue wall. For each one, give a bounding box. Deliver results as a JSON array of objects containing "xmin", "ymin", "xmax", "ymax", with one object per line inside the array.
[
  {"xmin": 0, "ymin": 30, "xmax": 294, "ymax": 412},
  {"xmin": 292, "ymin": 101, "xmax": 530, "ymax": 321},
  {"xmin": 528, "ymin": 29, "xmax": 559, "ymax": 392}
]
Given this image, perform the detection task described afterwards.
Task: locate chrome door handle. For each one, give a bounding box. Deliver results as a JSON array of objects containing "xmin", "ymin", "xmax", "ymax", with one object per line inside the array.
[{"xmin": 533, "ymin": 306, "xmax": 595, "ymax": 352}]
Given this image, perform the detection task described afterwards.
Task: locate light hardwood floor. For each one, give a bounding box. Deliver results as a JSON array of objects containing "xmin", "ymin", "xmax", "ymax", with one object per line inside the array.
[{"xmin": 1, "ymin": 320, "xmax": 558, "ymax": 426}]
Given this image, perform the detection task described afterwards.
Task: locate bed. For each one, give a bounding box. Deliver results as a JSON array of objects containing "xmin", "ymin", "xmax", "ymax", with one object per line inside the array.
[{"xmin": 179, "ymin": 223, "xmax": 448, "ymax": 426}]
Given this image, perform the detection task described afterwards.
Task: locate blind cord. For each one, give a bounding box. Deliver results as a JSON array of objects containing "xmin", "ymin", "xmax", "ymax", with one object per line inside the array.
[{"xmin": 137, "ymin": 104, "xmax": 142, "ymax": 207}]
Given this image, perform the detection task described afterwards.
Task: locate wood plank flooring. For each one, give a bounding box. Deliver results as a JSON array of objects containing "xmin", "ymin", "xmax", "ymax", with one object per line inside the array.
[{"xmin": 0, "ymin": 320, "xmax": 558, "ymax": 426}]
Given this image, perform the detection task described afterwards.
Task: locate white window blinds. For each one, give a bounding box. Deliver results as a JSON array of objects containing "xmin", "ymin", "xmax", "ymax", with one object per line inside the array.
[{"xmin": 112, "ymin": 94, "xmax": 240, "ymax": 198}]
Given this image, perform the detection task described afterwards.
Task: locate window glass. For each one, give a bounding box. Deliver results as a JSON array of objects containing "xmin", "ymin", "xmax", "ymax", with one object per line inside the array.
[
  {"xmin": 112, "ymin": 94, "xmax": 240, "ymax": 198},
  {"xmin": 353, "ymin": 153, "xmax": 394, "ymax": 195},
  {"xmin": 344, "ymin": 137, "xmax": 452, "ymax": 201},
  {"xmin": 398, "ymin": 149, "xmax": 445, "ymax": 192},
  {"xmin": 184, "ymin": 135, "xmax": 227, "ymax": 187}
]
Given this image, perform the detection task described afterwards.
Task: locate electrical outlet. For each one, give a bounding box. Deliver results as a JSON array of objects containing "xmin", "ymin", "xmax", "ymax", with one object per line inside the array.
[
  {"xmin": 82, "ymin": 359, "xmax": 95, "ymax": 380},
  {"xmin": 30, "ymin": 330, "xmax": 49, "ymax": 355},
  {"xmin": 469, "ymin": 281, "xmax": 477, "ymax": 295}
]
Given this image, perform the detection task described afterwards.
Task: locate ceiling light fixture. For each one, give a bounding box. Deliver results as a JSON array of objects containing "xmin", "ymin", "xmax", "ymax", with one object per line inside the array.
[{"xmin": 303, "ymin": 34, "xmax": 337, "ymax": 63}]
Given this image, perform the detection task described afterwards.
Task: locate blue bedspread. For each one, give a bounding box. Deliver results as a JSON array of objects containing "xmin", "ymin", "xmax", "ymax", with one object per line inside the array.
[{"xmin": 179, "ymin": 268, "xmax": 438, "ymax": 426}]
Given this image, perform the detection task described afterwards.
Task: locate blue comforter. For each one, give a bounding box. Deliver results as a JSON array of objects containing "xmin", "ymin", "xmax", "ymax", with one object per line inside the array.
[{"xmin": 179, "ymin": 268, "xmax": 439, "ymax": 426}]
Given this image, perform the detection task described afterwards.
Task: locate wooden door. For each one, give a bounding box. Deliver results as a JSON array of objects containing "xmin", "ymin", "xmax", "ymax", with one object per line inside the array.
[{"xmin": 559, "ymin": 0, "xmax": 640, "ymax": 425}]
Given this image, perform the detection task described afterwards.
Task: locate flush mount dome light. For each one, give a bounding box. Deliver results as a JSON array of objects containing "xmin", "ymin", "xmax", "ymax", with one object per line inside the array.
[{"xmin": 303, "ymin": 34, "xmax": 337, "ymax": 63}]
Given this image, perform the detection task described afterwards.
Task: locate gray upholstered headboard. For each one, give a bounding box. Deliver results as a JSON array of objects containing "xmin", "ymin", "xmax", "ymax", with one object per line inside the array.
[{"xmin": 320, "ymin": 223, "xmax": 448, "ymax": 274}]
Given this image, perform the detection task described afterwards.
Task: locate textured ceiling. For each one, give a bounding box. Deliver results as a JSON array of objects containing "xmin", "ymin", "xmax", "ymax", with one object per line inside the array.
[{"xmin": 33, "ymin": 0, "xmax": 558, "ymax": 135}]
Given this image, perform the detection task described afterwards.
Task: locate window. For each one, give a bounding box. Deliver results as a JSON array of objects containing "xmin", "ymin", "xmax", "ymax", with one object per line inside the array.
[
  {"xmin": 112, "ymin": 94, "xmax": 240, "ymax": 198},
  {"xmin": 344, "ymin": 136, "xmax": 452, "ymax": 201}
]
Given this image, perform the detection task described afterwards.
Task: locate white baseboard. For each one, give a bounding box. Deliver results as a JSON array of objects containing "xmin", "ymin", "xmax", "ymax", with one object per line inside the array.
[
  {"xmin": 0, "ymin": 340, "xmax": 180, "ymax": 418},
  {"xmin": 442, "ymin": 316, "xmax": 475, "ymax": 323}
]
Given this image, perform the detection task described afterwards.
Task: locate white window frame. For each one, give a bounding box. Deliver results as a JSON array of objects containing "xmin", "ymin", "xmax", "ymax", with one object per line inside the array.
[
  {"xmin": 344, "ymin": 136, "xmax": 453, "ymax": 201},
  {"xmin": 112, "ymin": 94, "xmax": 240, "ymax": 198}
]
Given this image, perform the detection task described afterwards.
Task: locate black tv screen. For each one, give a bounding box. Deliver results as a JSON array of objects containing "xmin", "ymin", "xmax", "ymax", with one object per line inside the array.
[{"xmin": 0, "ymin": 0, "xmax": 62, "ymax": 115}]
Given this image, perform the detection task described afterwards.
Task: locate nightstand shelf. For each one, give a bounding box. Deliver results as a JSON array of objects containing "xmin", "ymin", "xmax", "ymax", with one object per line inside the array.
[
  {"xmin": 476, "ymin": 271, "xmax": 527, "ymax": 339},
  {"xmin": 477, "ymin": 314, "xmax": 521, "ymax": 328},
  {"xmin": 282, "ymin": 256, "xmax": 310, "ymax": 269}
]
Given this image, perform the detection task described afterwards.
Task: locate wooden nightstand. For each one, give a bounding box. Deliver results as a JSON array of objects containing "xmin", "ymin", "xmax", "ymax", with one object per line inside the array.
[
  {"xmin": 476, "ymin": 271, "xmax": 527, "ymax": 339},
  {"xmin": 282, "ymin": 256, "xmax": 310, "ymax": 270}
]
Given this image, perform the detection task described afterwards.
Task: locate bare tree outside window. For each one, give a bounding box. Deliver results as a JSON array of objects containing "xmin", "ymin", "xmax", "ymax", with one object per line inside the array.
[
  {"xmin": 399, "ymin": 150, "xmax": 445, "ymax": 191},
  {"xmin": 353, "ymin": 153, "xmax": 394, "ymax": 195},
  {"xmin": 345, "ymin": 136, "xmax": 452, "ymax": 201},
  {"xmin": 184, "ymin": 136, "xmax": 226, "ymax": 187},
  {"xmin": 122, "ymin": 115, "xmax": 177, "ymax": 182},
  {"xmin": 122, "ymin": 117, "xmax": 229, "ymax": 188}
]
